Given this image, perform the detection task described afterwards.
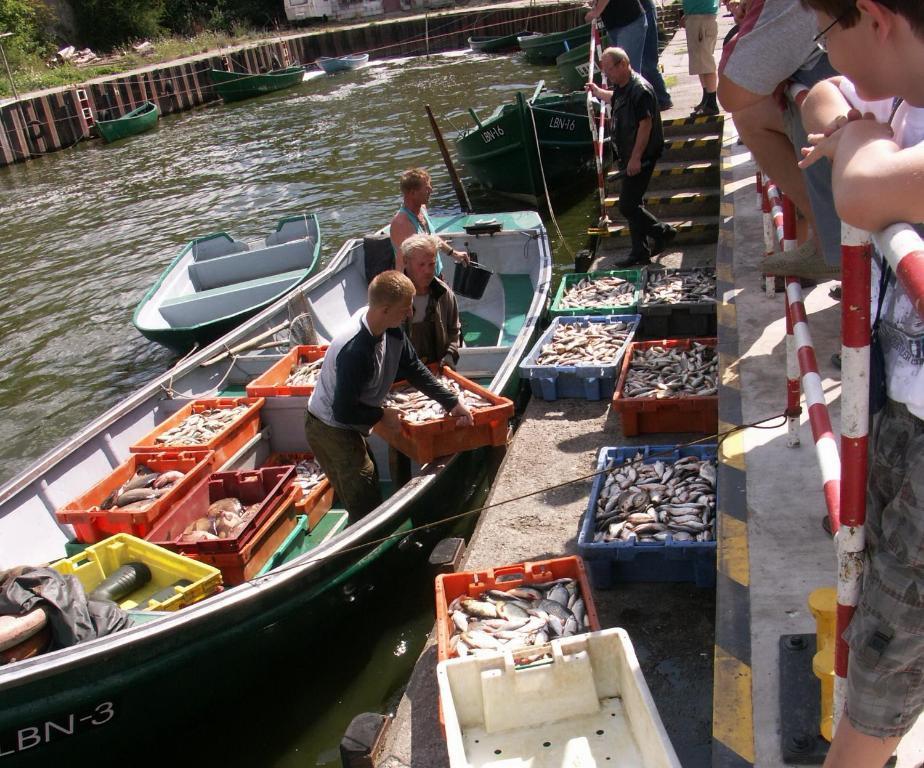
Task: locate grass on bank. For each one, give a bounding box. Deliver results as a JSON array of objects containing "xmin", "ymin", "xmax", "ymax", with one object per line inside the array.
[{"xmin": 0, "ymin": 26, "xmax": 281, "ymax": 98}]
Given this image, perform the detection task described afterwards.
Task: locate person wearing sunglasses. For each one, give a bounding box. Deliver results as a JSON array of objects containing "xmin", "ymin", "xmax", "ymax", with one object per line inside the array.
[{"xmin": 796, "ymin": 1, "xmax": 924, "ymax": 764}]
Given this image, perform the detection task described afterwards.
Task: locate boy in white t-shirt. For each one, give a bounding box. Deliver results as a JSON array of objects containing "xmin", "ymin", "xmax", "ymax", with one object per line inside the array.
[{"xmin": 798, "ymin": 2, "xmax": 924, "ymax": 766}]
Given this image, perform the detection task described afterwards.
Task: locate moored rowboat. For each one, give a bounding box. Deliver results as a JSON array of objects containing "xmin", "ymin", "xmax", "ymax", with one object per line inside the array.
[
  {"xmin": 468, "ymin": 33, "xmax": 522, "ymax": 54},
  {"xmin": 316, "ymin": 53, "xmax": 369, "ymax": 73},
  {"xmin": 132, "ymin": 214, "xmax": 322, "ymax": 354},
  {"xmin": 96, "ymin": 101, "xmax": 159, "ymax": 143},
  {"xmin": 210, "ymin": 65, "xmax": 305, "ymax": 102},
  {"xmin": 517, "ymin": 23, "xmax": 592, "ymax": 65}
]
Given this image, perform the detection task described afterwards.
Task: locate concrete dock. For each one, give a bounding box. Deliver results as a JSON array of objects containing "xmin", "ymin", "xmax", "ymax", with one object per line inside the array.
[{"xmin": 377, "ymin": 16, "xmax": 924, "ymax": 768}]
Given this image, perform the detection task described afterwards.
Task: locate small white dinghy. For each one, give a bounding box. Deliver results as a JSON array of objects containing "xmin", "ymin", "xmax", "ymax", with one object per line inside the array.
[{"xmin": 315, "ymin": 53, "xmax": 369, "ymax": 73}]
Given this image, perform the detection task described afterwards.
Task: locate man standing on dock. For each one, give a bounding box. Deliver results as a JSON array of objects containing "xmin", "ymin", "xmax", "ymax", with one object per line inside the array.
[
  {"xmin": 587, "ymin": 47, "xmax": 677, "ymax": 265},
  {"xmin": 304, "ymin": 271, "xmax": 472, "ymax": 521}
]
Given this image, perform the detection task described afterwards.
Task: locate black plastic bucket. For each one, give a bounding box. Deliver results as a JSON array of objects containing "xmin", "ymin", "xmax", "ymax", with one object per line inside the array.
[{"xmin": 452, "ymin": 258, "xmax": 493, "ymax": 300}]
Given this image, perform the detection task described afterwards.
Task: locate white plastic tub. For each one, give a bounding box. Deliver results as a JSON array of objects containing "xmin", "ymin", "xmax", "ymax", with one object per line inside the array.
[{"xmin": 437, "ymin": 628, "xmax": 680, "ymax": 768}]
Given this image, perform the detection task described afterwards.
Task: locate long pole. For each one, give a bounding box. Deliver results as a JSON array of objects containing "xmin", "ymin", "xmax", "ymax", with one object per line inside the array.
[{"xmin": 425, "ymin": 104, "xmax": 472, "ymax": 213}]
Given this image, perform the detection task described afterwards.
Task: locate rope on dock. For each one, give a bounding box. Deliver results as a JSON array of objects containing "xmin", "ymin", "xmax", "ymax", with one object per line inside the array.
[{"xmin": 241, "ymin": 409, "xmax": 791, "ymax": 586}]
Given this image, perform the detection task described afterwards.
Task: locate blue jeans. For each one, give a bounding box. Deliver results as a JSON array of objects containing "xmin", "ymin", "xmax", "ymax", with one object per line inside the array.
[
  {"xmin": 640, "ymin": 0, "xmax": 671, "ymax": 106},
  {"xmin": 605, "ymin": 13, "xmax": 647, "ymax": 73}
]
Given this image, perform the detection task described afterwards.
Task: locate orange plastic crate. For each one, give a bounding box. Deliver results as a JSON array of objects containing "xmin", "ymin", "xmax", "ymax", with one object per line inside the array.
[
  {"xmin": 434, "ymin": 555, "xmax": 600, "ymax": 662},
  {"xmin": 384, "ymin": 365, "xmax": 513, "ymax": 465},
  {"xmin": 261, "ymin": 452, "xmax": 334, "ymax": 531},
  {"xmin": 130, "ymin": 397, "xmax": 264, "ymax": 466},
  {"xmin": 612, "ymin": 337, "xmax": 719, "ymax": 436},
  {"xmin": 245, "ymin": 345, "xmax": 329, "ymax": 398},
  {"xmin": 144, "ymin": 465, "xmax": 296, "ymax": 555},
  {"xmin": 55, "ymin": 450, "xmax": 216, "ymax": 543},
  {"xmin": 184, "ymin": 487, "xmax": 301, "ymax": 586}
]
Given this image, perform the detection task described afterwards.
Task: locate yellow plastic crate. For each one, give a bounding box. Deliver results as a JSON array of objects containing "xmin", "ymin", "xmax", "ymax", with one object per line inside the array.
[{"xmin": 52, "ymin": 533, "xmax": 222, "ymax": 611}]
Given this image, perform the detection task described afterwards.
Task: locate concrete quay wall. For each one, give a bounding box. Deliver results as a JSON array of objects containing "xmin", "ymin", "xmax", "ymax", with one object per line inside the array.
[{"xmin": 0, "ymin": 0, "xmax": 582, "ymax": 168}]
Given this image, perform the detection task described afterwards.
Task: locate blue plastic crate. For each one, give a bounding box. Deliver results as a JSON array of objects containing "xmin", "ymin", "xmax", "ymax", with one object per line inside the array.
[
  {"xmin": 577, "ymin": 444, "xmax": 718, "ymax": 588},
  {"xmin": 519, "ymin": 314, "xmax": 640, "ymax": 401}
]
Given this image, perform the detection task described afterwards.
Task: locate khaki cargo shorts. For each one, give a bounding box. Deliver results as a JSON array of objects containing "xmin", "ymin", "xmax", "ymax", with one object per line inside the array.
[
  {"xmin": 685, "ymin": 14, "xmax": 718, "ymax": 75},
  {"xmin": 843, "ymin": 399, "xmax": 924, "ymax": 738}
]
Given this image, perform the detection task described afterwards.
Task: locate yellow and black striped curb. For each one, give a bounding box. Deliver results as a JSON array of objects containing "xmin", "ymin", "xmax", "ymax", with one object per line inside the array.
[
  {"xmin": 605, "ymin": 159, "xmax": 719, "ymax": 182},
  {"xmin": 603, "ymin": 188, "xmax": 720, "ymax": 210},
  {"xmin": 713, "ymin": 132, "xmax": 755, "ymax": 768},
  {"xmin": 588, "ymin": 218, "xmax": 719, "ymax": 239}
]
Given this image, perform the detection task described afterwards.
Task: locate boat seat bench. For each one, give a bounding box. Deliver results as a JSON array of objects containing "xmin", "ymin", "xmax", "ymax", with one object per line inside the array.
[
  {"xmin": 460, "ymin": 273, "xmax": 533, "ymax": 348},
  {"xmin": 188, "ymin": 239, "xmax": 314, "ymax": 291},
  {"xmin": 159, "ymin": 269, "xmax": 305, "ymax": 327}
]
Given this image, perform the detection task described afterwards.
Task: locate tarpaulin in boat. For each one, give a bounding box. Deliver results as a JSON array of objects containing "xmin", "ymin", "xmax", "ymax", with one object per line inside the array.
[{"xmin": 0, "ymin": 567, "xmax": 129, "ymax": 650}]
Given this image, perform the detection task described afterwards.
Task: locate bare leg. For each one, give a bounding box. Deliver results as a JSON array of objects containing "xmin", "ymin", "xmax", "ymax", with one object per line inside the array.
[
  {"xmin": 700, "ymin": 72, "xmax": 718, "ymax": 92},
  {"xmin": 731, "ymin": 96, "xmax": 817, "ymax": 241},
  {"xmin": 822, "ymin": 717, "xmax": 900, "ymax": 768}
]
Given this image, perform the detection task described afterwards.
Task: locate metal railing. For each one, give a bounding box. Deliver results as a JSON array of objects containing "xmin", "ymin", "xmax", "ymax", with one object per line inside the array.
[{"xmin": 760, "ymin": 168, "xmax": 924, "ymax": 732}]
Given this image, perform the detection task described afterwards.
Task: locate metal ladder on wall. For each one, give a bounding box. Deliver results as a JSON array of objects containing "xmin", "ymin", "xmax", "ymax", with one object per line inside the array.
[{"xmin": 74, "ymin": 88, "xmax": 94, "ymax": 137}]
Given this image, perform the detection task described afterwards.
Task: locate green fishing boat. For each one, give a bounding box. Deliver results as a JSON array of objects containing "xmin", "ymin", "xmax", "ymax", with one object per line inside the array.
[
  {"xmin": 210, "ymin": 65, "xmax": 305, "ymax": 103},
  {"xmin": 556, "ymin": 35, "xmax": 610, "ymax": 92},
  {"xmin": 468, "ymin": 32, "xmax": 522, "ymax": 53},
  {"xmin": 0, "ymin": 212, "xmax": 552, "ymax": 765},
  {"xmin": 96, "ymin": 101, "xmax": 159, "ymax": 143},
  {"xmin": 517, "ymin": 23, "xmax": 592, "ymax": 64},
  {"xmin": 455, "ymin": 82, "xmax": 608, "ymax": 205}
]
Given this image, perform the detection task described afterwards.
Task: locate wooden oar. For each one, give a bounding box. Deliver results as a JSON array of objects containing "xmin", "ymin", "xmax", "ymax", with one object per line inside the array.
[
  {"xmin": 200, "ymin": 320, "xmax": 289, "ymax": 366},
  {"xmin": 425, "ymin": 104, "xmax": 472, "ymax": 213}
]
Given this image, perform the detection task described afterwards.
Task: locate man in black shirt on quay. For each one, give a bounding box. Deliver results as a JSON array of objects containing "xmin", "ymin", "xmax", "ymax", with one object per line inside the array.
[{"xmin": 587, "ymin": 46, "xmax": 677, "ymax": 265}]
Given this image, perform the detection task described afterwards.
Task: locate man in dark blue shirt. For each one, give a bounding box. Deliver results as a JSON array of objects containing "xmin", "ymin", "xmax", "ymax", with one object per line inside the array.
[
  {"xmin": 305, "ymin": 270, "xmax": 473, "ymax": 520},
  {"xmin": 587, "ymin": 46, "xmax": 677, "ymax": 265}
]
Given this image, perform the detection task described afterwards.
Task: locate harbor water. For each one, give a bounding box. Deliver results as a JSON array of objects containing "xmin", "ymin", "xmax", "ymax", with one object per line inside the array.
[{"xmin": 0, "ymin": 51, "xmax": 597, "ymax": 765}]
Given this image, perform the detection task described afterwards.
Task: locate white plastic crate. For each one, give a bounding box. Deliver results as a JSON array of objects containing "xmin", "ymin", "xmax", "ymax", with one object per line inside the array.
[{"xmin": 437, "ymin": 628, "xmax": 680, "ymax": 768}]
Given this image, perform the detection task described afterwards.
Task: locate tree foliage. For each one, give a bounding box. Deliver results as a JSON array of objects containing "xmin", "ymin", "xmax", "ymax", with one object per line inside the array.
[
  {"xmin": 71, "ymin": 0, "xmax": 165, "ymax": 49},
  {"xmin": 0, "ymin": 0, "xmax": 52, "ymax": 64}
]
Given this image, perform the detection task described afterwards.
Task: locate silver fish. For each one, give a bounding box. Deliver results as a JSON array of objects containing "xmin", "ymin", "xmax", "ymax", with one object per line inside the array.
[
  {"xmin": 560, "ymin": 275, "xmax": 636, "ymax": 310},
  {"xmin": 535, "ymin": 321, "xmax": 634, "ymax": 367},
  {"xmin": 446, "ymin": 577, "xmax": 590, "ymax": 657},
  {"xmin": 621, "ymin": 342, "xmax": 718, "ymax": 399},
  {"xmin": 643, "ymin": 269, "xmax": 716, "ymax": 305},
  {"xmin": 593, "ymin": 452, "xmax": 717, "ymax": 543}
]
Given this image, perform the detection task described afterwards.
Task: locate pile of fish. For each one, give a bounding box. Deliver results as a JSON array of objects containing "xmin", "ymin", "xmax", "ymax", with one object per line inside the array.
[
  {"xmin": 643, "ymin": 269, "xmax": 716, "ymax": 305},
  {"xmin": 622, "ymin": 341, "xmax": 717, "ymax": 398},
  {"xmin": 446, "ymin": 577, "xmax": 590, "ymax": 658},
  {"xmin": 154, "ymin": 404, "xmax": 250, "ymax": 447},
  {"xmin": 178, "ymin": 497, "xmax": 261, "ymax": 543},
  {"xmin": 285, "ymin": 357, "xmax": 323, "ymax": 388},
  {"xmin": 534, "ymin": 321, "xmax": 635, "ymax": 366},
  {"xmin": 290, "ymin": 457, "xmax": 325, "ymax": 492},
  {"xmin": 383, "ymin": 377, "xmax": 494, "ymax": 424},
  {"xmin": 559, "ymin": 275, "xmax": 636, "ymax": 309},
  {"xmin": 99, "ymin": 465, "xmax": 185, "ymax": 512},
  {"xmin": 592, "ymin": 453, "xmax": 716, "ymax": 543}
]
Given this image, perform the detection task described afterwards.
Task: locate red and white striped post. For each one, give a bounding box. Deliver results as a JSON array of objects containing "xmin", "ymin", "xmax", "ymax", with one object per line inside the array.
[
  {"xmin": 833, "ymin": 223, "xmax": 872, "ymax": 728},
  {"xmin": 786, "ymin": 276, "xmax": 842, "ymax": 522},
  {"xmin": 874, "ymin": 224, "xmax": 924, "ymax": 318},
  {"xmin": 758, "ymin": 171, "xmax": 777, "ymax": 297},
  {"xmin": 586, "ymin": 22, "xmax": 608, "ymax": 220},
  {"xmin": 767, "ymin": 180, "xmax": 803, "ymax": 445}
]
